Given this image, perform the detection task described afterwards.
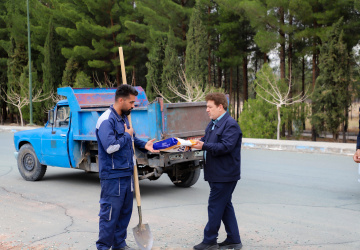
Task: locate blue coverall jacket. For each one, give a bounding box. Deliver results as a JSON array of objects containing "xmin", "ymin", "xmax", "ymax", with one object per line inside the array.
[
  {"xmin": 96, "ymin": 105, "xmax": 146, "ymax": 179},
  {"xmin": 201, "ymin": 112, "xmax": 242, "ymax": 182}
]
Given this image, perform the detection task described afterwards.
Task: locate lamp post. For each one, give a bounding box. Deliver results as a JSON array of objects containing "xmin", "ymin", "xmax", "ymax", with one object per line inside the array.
[{"xmin": 27, "ymin": 0, "xmax": 33, "ymax": 125}]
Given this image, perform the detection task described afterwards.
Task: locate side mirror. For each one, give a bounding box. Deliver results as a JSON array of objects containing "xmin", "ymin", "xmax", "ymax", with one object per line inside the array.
[{"xmin": 48, "ymin": 110, "xmax": 54, "ymax": 125}]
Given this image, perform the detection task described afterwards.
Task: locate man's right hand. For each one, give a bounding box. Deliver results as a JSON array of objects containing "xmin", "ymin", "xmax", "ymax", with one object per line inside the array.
[
  {"xmin": 353, "ymin": 149, "xmax": 360, "ymax": 163},
  {"xmin": 124, "ymin": 124, "xmax": 134, "ymax": 137}
]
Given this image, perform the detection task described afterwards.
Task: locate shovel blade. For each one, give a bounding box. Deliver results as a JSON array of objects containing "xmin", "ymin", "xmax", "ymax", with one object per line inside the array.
[{"xmin": 133, "ymin": 223, "xmax": 153, "ymax": 250}]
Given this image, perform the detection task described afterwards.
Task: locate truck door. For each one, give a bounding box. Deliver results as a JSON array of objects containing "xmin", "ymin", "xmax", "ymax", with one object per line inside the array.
[{"xmin": 41, "ymin": 105, "xmax": 71, "ymax": 168}]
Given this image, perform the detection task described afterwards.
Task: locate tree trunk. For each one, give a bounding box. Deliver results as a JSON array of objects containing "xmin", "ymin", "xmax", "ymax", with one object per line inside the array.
[
  {"xmin": 277, "ymin": 105, "xmax": 281, "ymax": 140},
  {"xmin": 302, "ymin": 55, "xmax": 305, "ymax": 130},
  {"xmin": 236, "ymin": 65, "xmax": 240, "ymax": 120},
  {"xmin": 279, "ymin": 7, "xmax": 286, "ymax": 80},
  {"xmin": 18, "ymin": 107, "xmax": 23, "ymax": 127},
  {"xmin": 311, "ymin": 20, "xmax": 319, "ymax": 141},
  {"xmin": 279, "ymin": 4, "xmax": 286, "ymax": 141},
  {"xmin": 213, "ymin": 52, "xmax": 216, "ymax": 87},
  {"xmin": 343, "ymin": 108, "xmax": 348, "ymax": 143},
  {"xmin": 217, "ymin": 35, "xmax": 222, "ymax": 88},
  {"xmin": 229, "ymin": 67, "xmax": 233, "ymax": 111},
  {"xmin": 242, "ymin": 55, "xmax": 248, "ymax": 102},
  {"xmin": 287, "ymin": 15, "xmax": 293, "ymax": 137},
  {"xmin": 132, "ymin": 65, "xmax": 136, "ymax": 86},
  {"xmin": 207, "ymin": 5, "xmax": 212, "ymax": 86},
  {"xmin": 224, "ymin": 68, "xmax": 227, "ymax": 92}
]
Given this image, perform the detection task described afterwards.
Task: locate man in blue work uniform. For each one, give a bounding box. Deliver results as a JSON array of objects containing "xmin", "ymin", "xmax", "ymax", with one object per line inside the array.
[
  {"xmin": 193, "ymin": 93, "xmax": 242, "ymax": 250},
  {"xmin": 95, "ymin": 85, "xmax": 157, "ymax": 250}
]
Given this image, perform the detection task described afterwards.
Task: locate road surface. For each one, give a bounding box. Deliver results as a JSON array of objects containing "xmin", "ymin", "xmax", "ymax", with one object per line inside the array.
[{"xmin": 0, "ymin": 131, "xmax": 360, "ymax": 249}]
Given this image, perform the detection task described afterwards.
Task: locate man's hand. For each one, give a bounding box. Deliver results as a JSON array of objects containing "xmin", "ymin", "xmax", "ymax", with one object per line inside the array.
[
  {"xmin": 124, "ymin": 124, "xmax": 134, "ymax": 137},
  {"xmin": 192, "ymin": 140, "xmax": 204, "ymax": 150},
  {"xmin": 353, "ymin": 149, "xmax": 360, "ymax": 163},
  {"xmin": 145, "ymin": 139, "xmax": 160, "ymax": 153}
]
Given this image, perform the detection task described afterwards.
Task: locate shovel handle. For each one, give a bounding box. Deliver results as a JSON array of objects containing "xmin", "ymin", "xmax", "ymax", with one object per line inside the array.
[
  {"xmin": 128, "ymin": 114, "xmax": 141, "ymax": 209},
  {"xmin": 119, "ymin": 46, "xmax": 142, "ymax": 219}
]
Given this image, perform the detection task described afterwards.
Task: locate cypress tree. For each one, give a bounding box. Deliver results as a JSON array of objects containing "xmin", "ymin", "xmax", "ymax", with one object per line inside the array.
[
  {"xmin": 145, "ymin": 37, "xmax": 166, "ymax": 101},
  {"xmin": 311, "ymin": 19, "xmax": 351, "ymax": 140},
  {"xmin": 161, "ymin": 28, "xmax": 181, "ymax": 101},
  {"xmin": 185, "ymin": 3, "xmax": 208, "ymax": 86}
]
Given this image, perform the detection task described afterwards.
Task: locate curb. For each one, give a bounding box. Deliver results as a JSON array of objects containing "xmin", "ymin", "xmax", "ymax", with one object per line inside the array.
[
  {"xmin": 242, "ymin": 138, "xmax": 355, "ymax": 156},
  {"xmin": 0, "ymin": 126, "xmax": 356, "ymax": 156},
  {"xmin": 0, "ymin": 125, "xmax": 41, "ymax": 132}
]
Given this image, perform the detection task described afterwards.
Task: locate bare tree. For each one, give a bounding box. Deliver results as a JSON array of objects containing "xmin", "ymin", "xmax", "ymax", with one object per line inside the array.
[
  {"xmin": 154, "ymin": 69, "xmax": 210, "ymax": 103},
  {"xmin": 1, "ymin": 86, "xmax": 51, "ymax": 126},
  {"xmin": 42, "ymin": 93, "xmax": 66, "ymax": 114},
  {"xmin": 255, "ymin": 63, "xmax": 308, "ymax": 140},
  {"xmin": 93, "ymin": 72, "xmax": 117, "ymax": 88}
]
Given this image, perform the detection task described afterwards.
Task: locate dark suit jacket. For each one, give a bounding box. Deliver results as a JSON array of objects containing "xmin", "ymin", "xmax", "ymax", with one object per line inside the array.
[{"xmin": 201, "ymin": 112, "xmax": 242, "ymax": 182}]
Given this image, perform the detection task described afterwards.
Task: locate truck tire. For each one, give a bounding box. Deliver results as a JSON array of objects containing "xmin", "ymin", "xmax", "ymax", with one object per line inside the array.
[
  {"xmin": 18, "ymin": 144, "xmax": 47, "ymax": 181},
  {"xmin": 168, "ymin": 166, "xmax": 201, "ymax": 188}
]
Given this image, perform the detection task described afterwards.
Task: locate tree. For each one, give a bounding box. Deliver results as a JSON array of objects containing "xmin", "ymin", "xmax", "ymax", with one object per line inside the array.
[
  {"xmin": 239, "ymin": 98, "xmax": 278, "ymax": 139},
  {"xmin": 1, "ymin": 65, "xmax": 50, "ymax": 126},
  {"xmin": 185, "ymin": 3, "xmax": 208, "ymax": 86},
  {"xmin": 154, "ymin": 69, "xmax": 211, "ymax": 103},
  {"xmin": 161, "ymin": 28, "xmax": 181, "ymax": 101},
  {"xmin": 54, "ymin": 0, "xmax": 134, "ymax": 85},
  {"xmin": 255, "ymin": 63, "xmax": 307, "ymax": 140},
  {"xmin": 311, "ymin": 20, "xmax": 351, "ymax": 141},
  {"xmin": 145, "ymin": 37, "xmax": 166, "ymax": 101},
  {"xmin": 125, "ymin": 0, "xmax": 196, "ymax": 97}
]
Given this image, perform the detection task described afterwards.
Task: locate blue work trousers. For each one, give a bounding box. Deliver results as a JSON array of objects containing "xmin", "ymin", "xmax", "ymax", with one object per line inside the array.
[
  {"xmin": 96, "ymin": 176, "xmax": 133, "ymax": 250},
  {"xmin": 203, "ymin": 181, "xmax": 241, "ymax": 244}
]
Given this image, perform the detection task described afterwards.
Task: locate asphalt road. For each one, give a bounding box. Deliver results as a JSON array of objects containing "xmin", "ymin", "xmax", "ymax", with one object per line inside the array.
[{"xmin": 1, "ymin": 131, "xmax": 360, "ymax": 250}]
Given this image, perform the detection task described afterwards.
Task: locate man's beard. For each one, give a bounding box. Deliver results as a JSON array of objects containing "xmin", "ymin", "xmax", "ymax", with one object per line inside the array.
[{"xmin": 121, "ymin": 108, "xmax": 132, "ymax": 116}]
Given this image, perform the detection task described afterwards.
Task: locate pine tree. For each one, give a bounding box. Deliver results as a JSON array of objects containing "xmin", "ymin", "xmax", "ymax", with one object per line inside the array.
[
  {"xmin": 55, "ymin": 0, "xmax": 134, "ymax": 85},
  {"xmin": 125, "ymin": 0, "xmax": 196, "ymax": 96}
]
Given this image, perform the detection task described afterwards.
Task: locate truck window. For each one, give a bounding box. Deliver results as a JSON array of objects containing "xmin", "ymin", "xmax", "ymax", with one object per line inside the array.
[{"xmin": 55, "ymin": 106, "xmax": 70, "ymax": 127}]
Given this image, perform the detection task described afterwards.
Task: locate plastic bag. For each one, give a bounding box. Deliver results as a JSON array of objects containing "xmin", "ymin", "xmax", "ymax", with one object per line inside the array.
[{"xmin": 153, "ymin": 137, "xmax": 199, "ymax": 152}]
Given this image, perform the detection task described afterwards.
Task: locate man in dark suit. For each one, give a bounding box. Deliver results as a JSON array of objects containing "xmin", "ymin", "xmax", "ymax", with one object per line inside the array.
[
  {"xmin": 192, "ymin": 93, "xmax": 242, "ymax": 250},
  {"xmin": 353, "ymin": 116, "xmax": 360, "ymax": 163}
]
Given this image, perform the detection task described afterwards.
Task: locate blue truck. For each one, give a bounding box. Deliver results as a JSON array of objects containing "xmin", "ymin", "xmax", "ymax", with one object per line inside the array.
[{"xmin": 13, "ymin": 87, "xmax": 210, "ymax": 187}]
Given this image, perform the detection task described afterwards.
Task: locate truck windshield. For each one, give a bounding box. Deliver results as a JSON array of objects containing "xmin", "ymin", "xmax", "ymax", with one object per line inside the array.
[{"xmin": 56, "ymin": 106, "xmax": 70, "ymax": 127}]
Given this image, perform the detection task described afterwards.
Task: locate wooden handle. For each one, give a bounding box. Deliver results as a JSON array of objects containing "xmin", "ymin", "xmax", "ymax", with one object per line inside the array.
[
  {"xmin": 119, "ymin": 47, "xmax": 127, "ymax": 85},
  {"xmin": 119, "ymin": 46, "xmax": 141, "ymax": 207}
]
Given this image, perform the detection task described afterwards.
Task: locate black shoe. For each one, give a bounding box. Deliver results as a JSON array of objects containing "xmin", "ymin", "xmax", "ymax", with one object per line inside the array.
[
  {"xmin": 218, "ymin": 240, "xmax": 242, "ymax": 250},
  {"xmin": 193, "ymin": 242, "xmax": 219, "ymax": 250}
]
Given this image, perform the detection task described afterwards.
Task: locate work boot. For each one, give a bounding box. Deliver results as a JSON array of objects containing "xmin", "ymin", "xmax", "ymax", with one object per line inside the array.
[
  {"xmin": 193, "ymin": 242, "xmax": 219, "ymax": 250},
  {"xmin": 218, "ymin": 240, "xmax": 242, "ymax": 250}
]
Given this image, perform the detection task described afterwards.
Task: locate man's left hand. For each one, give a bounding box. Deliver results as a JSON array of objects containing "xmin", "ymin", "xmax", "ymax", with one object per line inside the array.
[
  {"xmin": 192, "ymin": 140, "xmax": 204, "ymax": 150},
  {"xmin": 145, "ymin": 139, "xmax": 160, "ymax": 153}
]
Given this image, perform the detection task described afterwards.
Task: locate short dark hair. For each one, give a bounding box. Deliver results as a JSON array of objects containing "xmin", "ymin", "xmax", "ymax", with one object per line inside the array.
[
  {"xmin": 205, "ymin": 93, "xmax": 228, "ymax": 110},
  {"xmin": 115, "ymin": 85, "xmax": 138, "ymax": 101}
]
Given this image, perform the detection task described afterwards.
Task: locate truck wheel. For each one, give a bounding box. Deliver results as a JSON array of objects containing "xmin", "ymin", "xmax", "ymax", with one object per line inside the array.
[
  {"xmin": 168, "ymin": 166, "xmax": 201, "ymax": 188},
  {"xmin": 18, "ymin": 144, "xmax": 47, "ymax": 181}
]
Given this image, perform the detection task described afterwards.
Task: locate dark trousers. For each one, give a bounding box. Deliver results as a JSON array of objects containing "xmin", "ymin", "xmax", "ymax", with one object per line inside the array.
[
  {"xmin": 203, "ymin": 181, "xmax": 241, "ymax": 244},
  {"xmin": 96, "ymin": 176, "xmax": 133, "ymax": 250}
]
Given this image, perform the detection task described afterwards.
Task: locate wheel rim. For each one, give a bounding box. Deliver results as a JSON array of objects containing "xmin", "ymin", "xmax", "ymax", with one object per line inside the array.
[{"xmin": 23, "ymin": 153, "xmax": 35, "ymax": 171}]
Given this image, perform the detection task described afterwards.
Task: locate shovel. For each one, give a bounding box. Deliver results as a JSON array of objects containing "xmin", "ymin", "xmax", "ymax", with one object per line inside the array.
[
  {"xmin": 118, "ymin": 46, "xmax": 153, "ymax": 249},
  {"xmin": 132, "ymin": 165, "xmax": 153, "ymax": 249}
]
